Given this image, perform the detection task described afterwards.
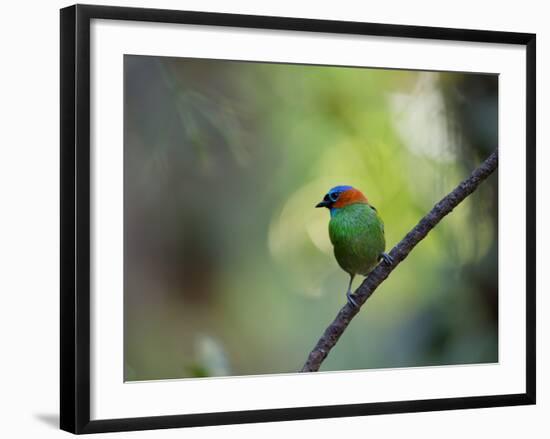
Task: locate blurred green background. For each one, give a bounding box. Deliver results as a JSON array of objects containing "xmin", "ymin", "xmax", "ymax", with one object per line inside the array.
[{"xmin": 124, "ymin": 55, "xmax": 498, "ymax": 381}]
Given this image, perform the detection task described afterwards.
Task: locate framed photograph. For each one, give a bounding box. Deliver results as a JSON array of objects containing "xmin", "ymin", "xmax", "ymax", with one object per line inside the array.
[{"xmin": 60, "ymin": 4, "xmax": 536, "ymax": 434}]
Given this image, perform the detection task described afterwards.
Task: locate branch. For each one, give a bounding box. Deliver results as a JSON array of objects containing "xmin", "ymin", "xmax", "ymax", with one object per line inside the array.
[{"xmin": 301, "ymin": 149, "xmax": 498, "ymax": 372}]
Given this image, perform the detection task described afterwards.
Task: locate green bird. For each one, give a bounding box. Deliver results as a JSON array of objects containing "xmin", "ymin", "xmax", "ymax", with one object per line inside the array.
[{"xmin": 316, "ymin": 185, "xmax": 392, "ymax": 307}]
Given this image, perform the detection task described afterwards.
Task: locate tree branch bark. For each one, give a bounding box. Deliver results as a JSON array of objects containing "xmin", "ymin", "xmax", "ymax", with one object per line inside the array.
[{"xmin": 300, "ymin": 149, "xmax": 498, "ymax": 372}]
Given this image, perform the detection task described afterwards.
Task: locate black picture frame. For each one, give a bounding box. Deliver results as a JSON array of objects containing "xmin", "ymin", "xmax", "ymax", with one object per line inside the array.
[{"xmin": 60, "ymin": 4, "xmax": 536, "ymax": 434}]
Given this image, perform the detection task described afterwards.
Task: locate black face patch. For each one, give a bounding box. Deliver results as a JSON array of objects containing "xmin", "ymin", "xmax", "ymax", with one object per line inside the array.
[{"xmin": 329, "ymin": 192, "xmax": 340, "ymax": 202}]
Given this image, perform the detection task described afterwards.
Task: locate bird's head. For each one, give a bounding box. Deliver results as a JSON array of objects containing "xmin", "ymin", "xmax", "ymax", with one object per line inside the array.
[{"xmin": 315, "ymin": 185, "xmax": 369, "ymax": 215}]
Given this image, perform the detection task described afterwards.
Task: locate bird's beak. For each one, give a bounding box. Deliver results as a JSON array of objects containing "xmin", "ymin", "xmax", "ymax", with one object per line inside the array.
[{"xmin": 316, "ymin": 200, "xmax": 330, "ymax": 208}]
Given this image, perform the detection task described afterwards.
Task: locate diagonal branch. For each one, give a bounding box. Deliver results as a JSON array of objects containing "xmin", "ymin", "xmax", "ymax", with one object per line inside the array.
[{"xmin": 301, "ymin": 149, "xmax": 498, "ymax": 372}]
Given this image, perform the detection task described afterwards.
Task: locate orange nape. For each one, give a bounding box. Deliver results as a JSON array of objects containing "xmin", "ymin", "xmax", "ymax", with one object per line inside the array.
[{"xmin": 332, "ymin": 188, "xmax": 369, "ymax": 208}]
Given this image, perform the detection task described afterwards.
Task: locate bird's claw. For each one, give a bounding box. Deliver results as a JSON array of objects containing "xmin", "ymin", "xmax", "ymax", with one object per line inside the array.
[
  {"xmin": 380, "ymin": 252, "xmax": 394, "ymax": 265},
  {"xmin": 346, "ymin": 291, "xmax": 359, "ymax": 308}
]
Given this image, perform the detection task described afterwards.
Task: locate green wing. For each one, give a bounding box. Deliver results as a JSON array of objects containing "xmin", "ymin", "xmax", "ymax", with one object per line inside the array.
[{"xmin": 329, "ymin": 203, "xmax": 385, "ymax": 276}]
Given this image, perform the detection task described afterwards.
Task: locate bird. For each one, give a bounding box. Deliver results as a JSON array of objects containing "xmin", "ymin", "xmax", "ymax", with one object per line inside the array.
[{"xmin": 316, "ymin": 185, "xmax": 392, "ymax": 308}]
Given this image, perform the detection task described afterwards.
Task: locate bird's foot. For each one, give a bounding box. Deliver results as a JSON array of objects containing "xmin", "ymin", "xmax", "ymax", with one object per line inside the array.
[
  {"xmin": 380, "ymin": 252, "xmax": 394, "ymax": 266},
  {"xmin": 346, "ymin": 291, "xmax": 359, "ymax": 308}
]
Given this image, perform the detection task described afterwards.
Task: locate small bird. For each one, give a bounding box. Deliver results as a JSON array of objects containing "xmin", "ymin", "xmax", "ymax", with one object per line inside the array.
[{"xmin": 316, "ymin": 185, "xmax": 392, "ymax": 307}]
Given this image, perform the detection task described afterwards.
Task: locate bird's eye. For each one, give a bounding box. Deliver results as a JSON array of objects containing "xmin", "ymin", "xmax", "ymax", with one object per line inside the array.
[{"xmin": 329, "ymin": 192, "xmax": 340, "ymax": 202}]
